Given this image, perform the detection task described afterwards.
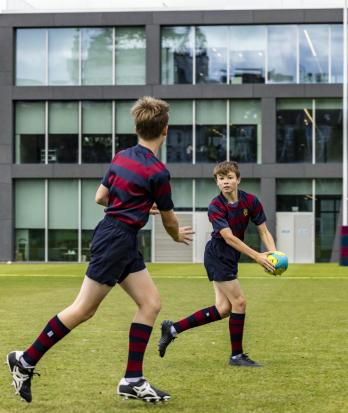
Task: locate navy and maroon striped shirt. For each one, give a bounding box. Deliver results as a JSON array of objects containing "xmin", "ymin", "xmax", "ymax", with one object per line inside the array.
[
  {"xmin": 101, "ymin": 144, "xmax": 174, "ymax": 230},
  {"xmin": 208, "ymin": 189, "xmax": 266, "ymax": 240}
]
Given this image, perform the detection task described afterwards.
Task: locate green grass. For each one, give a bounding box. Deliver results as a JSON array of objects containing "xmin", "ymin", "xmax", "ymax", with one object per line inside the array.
[{"xmin": 0, "ymin": 263, "xmax": 348, "ymax": 413}]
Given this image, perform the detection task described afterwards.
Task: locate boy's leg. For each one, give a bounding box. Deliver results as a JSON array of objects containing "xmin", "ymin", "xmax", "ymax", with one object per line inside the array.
[
  {"xmin": 7, "ymin": 276, "xmax": 112, "ymax": 402},
  {"xmin": 214, "ymin": 280, "xmax": 261, "ymax": 367},
  {"xmin": 158, "ymin": 283, "xmax": 230, "ymax": 358},
  {"xmin": 117, "ymin": 269, "xmax": 170, "ymax": 402}
]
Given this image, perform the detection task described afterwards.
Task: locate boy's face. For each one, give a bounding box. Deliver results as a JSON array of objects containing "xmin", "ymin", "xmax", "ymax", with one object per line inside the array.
[{"xmin": 216, "ymin": 171, "xmax": 240, "ymax": 195}]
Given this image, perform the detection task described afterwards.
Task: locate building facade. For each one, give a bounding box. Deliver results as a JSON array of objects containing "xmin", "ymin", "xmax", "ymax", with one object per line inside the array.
[{"xmin": 0, "ymin": 8, "xmax": 344, "ymax": 263}]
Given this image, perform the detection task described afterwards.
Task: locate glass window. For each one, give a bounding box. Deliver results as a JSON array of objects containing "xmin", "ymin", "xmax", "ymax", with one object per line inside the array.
[
  {"xmin": 161, "ymin": 26, "xmax": 194, "ymax": 84},
  {"xmin": 48, "ymin": 180, "xmax": 78, "ymax": 261},
  {"xmin": 331, "ymin": 25, "xmax": 343, "ymax": 83},
  {"xmin": 195, "ymin": 26, "xmax": 228, "ymax": 84},
  {"xmin": 268, "ymin": 26, "xmax": 297, "ymax": 83},
  {"xmin": 115, "ymin": 101, "xmax": 137, "ymax": 153},
  {"xmin": 15, "ymin": 102, "xmax": 45, "ymax": 164},
  {"xmin": 48, "ymin": 102, "xmax": 78, "ymax": 163},
  {"xmin": 276, "ymin": 179, "xmax": 313, "ymax": 212},
  {"xmin": 15, "ymin": 229, "xmax": 45, "ymax": 261},
  {"xmin": 16, "ymin": 29, "xmax": 46, "ymax": 86},
  {"xmin": 230, "ymin": 26, "xmax": 266, "ymax": 84},
  {"xmin": 276, "ymin": 99, "xmax": 313, "ymax": 162},
  {"xmin": 115, "ymin": 27, "xmax": 146, "ymax": 85},
  {"xmin": 239, "ymin": 179, "xmax": 261, "ymax": 199},
  {"xmin": 171, "ymin": 179, "xmax": 193, "ymax": 211},
  {"xmin": 166, "ymin": 100, "xmax": 193, "ymax": 163},
  {"xmin": 82, "ymin": 101, "xmax": 112, "ymax": 163},
  {"xmin": 299, "ymin": 25, "xmax": 329, "ymax": 84},
  {"xmin": 138, "ymin": 230, "xmax": 151, "ymax": 262},
  {"xmin": 196, "ymin": 100, "xmax": 227, "ymax": 163},
  {"xmin": 195, "ymin": 179, "xmax": 219, "ymax": 211},
  {"xmin": 230, "ymin": 100, "xmax": 261, "ymax": 163},
  {"xmin": 316, "ymin": 99, "xmax": 342, "ymax": 163},
  {"xmin": 48, "ymin": 28, "xmax": 79, "ymax": 85},
  {"xmin": 81, "ymin": 179, "xmax": 104, "ymax": 230},
  {"xmin": 81, "ymin": 28, "xmax": 113, "ymax": 85}
]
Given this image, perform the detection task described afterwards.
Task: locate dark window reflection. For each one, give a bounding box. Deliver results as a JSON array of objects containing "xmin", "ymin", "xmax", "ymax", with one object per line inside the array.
[
  {"xmin": 137, "ymin": 230, "xmax": 151, "ymax": 262},
  {"xmin": 277, "ymin": 110, "xmax": 312, "ymax": 162},
  {"xmin": 196, "ymin": 125, "xmax": 227, "ymax": 163},
  {"xmin": 15, "ymin": 229, "xmax": 45, "ymax": 261},
  {"xmin": 316, "ymin": 109, "xmax": 342, "ymax": 163},
  {"xmin": 82, "ymin": 135, "xmax": 112, "ymax": 163},
  {"xmin": 230, "ymin": 51, "xmax": 265, "ymax": 84},
  {"xmin": 82, "ymin": 229, "xmax": 93, "ymax": 261},
  {"xmin": 230, "ymin": 124, "xmax": 257, "ymax": 162},
  {"xmin": 48, "ymin": 134, "xmax": 78, "ymax": 163},
  {"xmin": 18, "ymin": 134, "xmax": 45, "ymax": 163},
  {"xmin": 48, "ymin": 229, "xmax": 78, "ymax": 261},
  {"xmin": 167, "ymin": 126, "xmax": 192, "ymax": 163},
  {"xmin": 277, "ymin": 195, "xmax": 313, "ymax": 212},
  {"xmin": 115, "ymin": 134, "xmax": 137, "ymax": 153}
]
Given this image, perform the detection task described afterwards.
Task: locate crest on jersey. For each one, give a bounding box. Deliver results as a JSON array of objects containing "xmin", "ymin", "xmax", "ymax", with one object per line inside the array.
[{"xmin": 243, "ymin": 208, "xmax": 248, "ymax": 216}]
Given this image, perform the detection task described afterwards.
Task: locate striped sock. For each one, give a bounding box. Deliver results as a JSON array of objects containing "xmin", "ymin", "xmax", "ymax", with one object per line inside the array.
[
  {"xmin": 22, "ymin": 315, "xmax": 70, "ymax": 366},
  {"xmin": 229, "ymin": 313, "xmax": 245, "ymax": 356},
  {"xmin": 173, "ymin": 306, "xmax": 221, "ymax": 334},
  {"xmin": 124, "ymin": 323, "xmax": 152, "ymax": 380}
]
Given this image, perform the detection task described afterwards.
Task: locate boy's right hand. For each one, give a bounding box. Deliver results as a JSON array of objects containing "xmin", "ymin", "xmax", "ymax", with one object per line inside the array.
[
  {"xmin": 176, "ymin": 226, "xmax": 194, "ymax": 245},
  {"xmin": 255, "ymin": 251, "xmax": 275, "ymax": 273}
]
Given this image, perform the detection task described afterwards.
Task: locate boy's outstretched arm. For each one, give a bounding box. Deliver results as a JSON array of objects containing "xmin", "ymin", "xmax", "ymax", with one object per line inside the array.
[
  {"xmin": 256, "ymin": 223, "xmax": 276, "ymax": 251},
  {"xmin": 160, "ymin": 210, "xmax": 194, "ymax": 245},
  {"xmin": 220, "ymin": 227, "xmax": 275, "ymax": 272}
]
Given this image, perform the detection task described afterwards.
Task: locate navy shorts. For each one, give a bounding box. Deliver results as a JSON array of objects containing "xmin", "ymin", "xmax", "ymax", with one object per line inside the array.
[
  {"xmin": 86, "ymin": 215, "xmax": 145, "ymax": 287},
  {"xmin": 204, "ymin": 238, "xmax": 239, "ymax": 282}
]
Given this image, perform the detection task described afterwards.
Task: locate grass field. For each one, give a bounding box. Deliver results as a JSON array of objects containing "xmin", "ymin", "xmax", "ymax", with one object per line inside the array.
[{"xmin": 0, "ymin": 263, "xmax": 347, "ymax": 413}]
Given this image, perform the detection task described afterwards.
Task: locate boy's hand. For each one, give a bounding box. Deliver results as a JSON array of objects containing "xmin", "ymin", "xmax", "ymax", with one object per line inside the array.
[
  {"xmin": 176, "ymin": 226, "xmax": 195, "ymax": 245},
  {"xmin": 255, "ymin": 251, "xmax": 275, "ymax": 273},
  {"xmin": 149, "ymin": 203, "xmax": 160, "ymax": 215}
]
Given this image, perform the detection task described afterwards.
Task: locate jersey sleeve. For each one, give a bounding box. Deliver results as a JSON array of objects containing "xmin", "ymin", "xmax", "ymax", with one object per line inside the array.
[
  {"xmin": 151, "ymin": 170, "xmax": 174, "ymax": 211},
  {"xmin": 250, "ymin": 196, "xmax": 267, "ymax": 225},
  {"xmin": 208, "ymin": 201, "xmax": 229, "ymax": 232},
  {"xmin": 101, "ymin": 168, "xmax": 111, "ymax": 188}
]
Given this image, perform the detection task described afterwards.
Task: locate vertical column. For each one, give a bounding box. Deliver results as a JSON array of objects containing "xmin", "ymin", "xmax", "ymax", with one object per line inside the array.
[
  {"xmin": 261, "ymin": 177, "xmax": 276, "ymax": 243},
  {"xmin": 146, "ymin": 24, "xmax": 160, "ymax": 86},
  {"xmin": 0, "ymin": 27, "xmax": 13, "ymax": 261},
  {"xmin": 261, "ymin": 98, "xmax": 276, "ymax": 165}
]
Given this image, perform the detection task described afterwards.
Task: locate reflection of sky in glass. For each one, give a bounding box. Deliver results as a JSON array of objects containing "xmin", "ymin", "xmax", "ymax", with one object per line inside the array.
[
  {"xmin": 331, "ymin": 25, "xmax": 343, "ymax": 83},
  {"xmin": 299, "ymin": 25, "xmax": 328, "ymax": 83},
  {"xmin": 48, "ymin": 28, "xmax": 79, "ymax": 85},
  {"xmin": 16, "ymin": 29, "xmax": 46, "ymax": 85},
  {"xmin": 196, "ymin": 26, "xmax": 228, "ymax": 83},
  {"xmin": 267, "ymin": 26, "xmax": 297, "ymax": 83}
]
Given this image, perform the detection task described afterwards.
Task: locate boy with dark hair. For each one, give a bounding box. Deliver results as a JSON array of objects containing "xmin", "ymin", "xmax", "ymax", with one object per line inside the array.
[
  {"xmin": 158, "ymin": 160, "xmax": 276, "ymax": 367},
  {"xmin": 7, "ymin": 96, "xmax": 193, "ymax": 403}
]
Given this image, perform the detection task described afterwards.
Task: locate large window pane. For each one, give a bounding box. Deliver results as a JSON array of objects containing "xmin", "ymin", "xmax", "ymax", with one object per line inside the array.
[
  {"xmin": 277, "ymin": 99, "xmax": 313, "ymax": 162},
  {"xmin": 48, "ymin": 102, "xmax": 78, "ymax": 163},
  {"xmin": 196, "ymin": 100, "xmax": 227, "ymax": 163},
  {"xmin": 115, "ymin": 27, "xmax": 146, "ymax": 85},
  {"xmin": 166, "ymin": 100, "xmax": 193, "ymax": 163},
  {"xmin": 48, "ymin": 28, "xmax": 79, "ymax": 85},
  {"xmin": 230, "ymin": 26, "xmax": 266, "ymax": 84},
  {"xmin": 82, "ymin": 180, "xmax": 104, "ymax": 230},
  {"xmin": 15, "ymin": 230, "xmax": 45, "ymax": 261},
  {"xmin": 162, "ymin": 26, "xmax": 193, "ymax": 84},
  {"xmin": 276, "ymin": 179, "xmax": 313, "ymax": 212},
  {"xmin": 195, "ymin": 179, "xmax": 219, "ymax": 211},
  {"xmin": 331, "ymin": 25, "xmax": 343, "ymax": 83},
  {"xmin": 195, "ymin": 26, "xmax": 228, "ymax": 84},
  {"xmin": 115, "ymin": 101, "xmax": 137, "ymax": 153},
  {"xmin": 15, "ymin": 102, "xmax": 45, "ymax": 164},
  {"xmin": 316, "ymin": 99, "xmax": 342, "ymax": 163},
  {"xmin": 230, "ymin": 100, "xmax": 260, "ymax": 163},
  {"xmin": 299, "ymin": 25, "xmax": 328, "ymax": 84},
  {"xmin": 82, "ymin": 101, "xmax": 112, "ymax": 163},
  {"xmin": 171, "ymin": 179, "xmax": 193, "ymax": 211},
  {"xmin": 82, "ymin": 28, "xmax": 113, "ymax": 85},
  {"xmin": 16, "ymin": 29, "xmax": 46, "ymax": 86},
  {"xmin": 268, "ymin": 26, "xmax": 297, "ymax": 83}
]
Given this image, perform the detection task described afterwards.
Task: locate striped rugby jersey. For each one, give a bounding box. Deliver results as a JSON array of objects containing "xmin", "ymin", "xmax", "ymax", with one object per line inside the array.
[
  {"xmin": 208, "ymin": 189, "xmax": 266, "ymax": 240},
  {"xmin": 101, "ymin": 144, "xmax": 174, "ymax": 230}
]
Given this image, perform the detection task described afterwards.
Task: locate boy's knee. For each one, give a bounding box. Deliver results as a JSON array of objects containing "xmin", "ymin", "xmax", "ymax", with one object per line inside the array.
[
  {"xmin": 141, "ymin": 297, "xmax": 161, "ymax": 315},
  {"xmin": 216, "ymin": 302, "xmax": 232, "ymax": 318}
]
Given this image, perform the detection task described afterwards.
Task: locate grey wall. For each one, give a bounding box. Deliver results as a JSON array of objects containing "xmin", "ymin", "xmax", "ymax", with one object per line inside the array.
[{"xmin": 0, "ymin": 8, "xmax": 343, "ymax": 261}]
